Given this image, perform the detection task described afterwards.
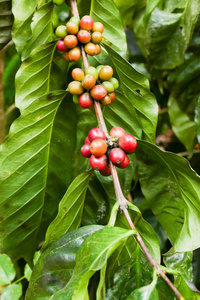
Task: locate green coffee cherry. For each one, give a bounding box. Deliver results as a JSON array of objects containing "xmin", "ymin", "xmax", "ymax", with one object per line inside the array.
[
  {"xmin": 85, "ymin": 66, "xmax": 99, "ymax": 80},
  {"xmin": 109, "ymin": 77, "xmax": 119, "ymax": 89},
  {"xmin": 55, "ymin": 25, "xmax": 67, "ymax": 38},
  {"xmin": 69, "ymin": 16, "xmax": 80, "ymax": 26},
  {"xmin": 53, "ymin": 0, "xmax": 65, "ymax": 6},
  {"xmin": 96, "ymin": 65, "xmax": 104, "ymax": 74},
  {"xmin": 102, "ymin": 81, "xmax": 114, "ymax": 93}
]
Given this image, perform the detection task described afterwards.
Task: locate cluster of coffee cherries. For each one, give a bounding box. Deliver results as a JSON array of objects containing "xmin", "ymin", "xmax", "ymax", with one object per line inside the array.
[
  {"xmin": 68, "ymin": 65, "xmax": 118, "ymax": 108},
  {"xmin": 56, "ymin": 15, "xmax": 103, "ymax": 62},
  {"xmin": 81, "ymin": 127, "xmax": 137, "ymax": 176}
]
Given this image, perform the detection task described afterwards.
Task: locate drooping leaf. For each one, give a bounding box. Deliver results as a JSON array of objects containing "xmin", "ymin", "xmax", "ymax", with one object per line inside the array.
[
  {"xmin": 103, "ymin": 43, "xmax": 158, "ymax": 142},
  {"xmin": 26, "ymin": 226, "xmax": 103, "ymax": 299},
  {"xmin": 42, "ymin": 171, "xmax": 93, "ymax": 250},
  {"xmin": 21, "ymin": 2, "xmax": 54, "ymax": 61},
  {"xmin": 136, "ymin": 140, "xmax": 200, "ymax": 253},
  {"xmin": 0, "ymin": 253, "xmax": 16, "ymax": 285},
  {"xmin": 0, "ymin": 91, "xmax": 77, "ymax": 263},
  {"xmin": 0, "ymin": 0, "xmax": 13, "ymax": 50},
  {"xmin": 12, "ymin": 0, "xmax": 37, "ymax": 55},
  {"xmin": 1, "ymin": 284, "xmax": 22, "ymax": 300}
]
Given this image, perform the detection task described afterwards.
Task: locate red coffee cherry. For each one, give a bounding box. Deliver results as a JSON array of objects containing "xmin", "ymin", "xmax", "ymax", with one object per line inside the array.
[
  {"xmin": 81, "ymin": 143, "xmax": 91, "ymax": 158},
  {"xmin": 90, "ymin": 139, "xmax": 107, "ymax": 156},
  {"xmin": 96, "ymin": 44, "xmax": 101, "ymax": 54},
  {"xmin": 64, "ymin": 35, "xmax": 78, "ymax": 48},
  {"xmin": 78, "ymin": 93, "xmax": 93, "ymax": 108},
  {"xmin": 110, "ymin": 127, "xmax": 126, "ymax": 138},
  {"xmin": 90, "ymin": 155, "xmax": 107, "ymax": 171},
  {"xmin": 68, "ymin": 81, "xmax": 84, "ymax": 95},
  {"xmin": 68, "ymin": 46, "xmax": 81, "ymax": 62},
  {"xmin": 88, "ymin": 128, "xmax": 106, "ymax": 142},
  {"xmin": 66, "ymin": 21, "xmax": 79, "ymax": 34},
  {"xmin": 100, "ymin": 165, "xmax": 111, "ymax": 176},
  {"xmin": 84, "ymin": 43, "xmax": 98, "ymax": 56},
  {"xmin": 118, "ymin": 134, "xmax": 137, "ymax": 154},
  {"xmin": 91, "ymin": 32, "xmax": 102, "ymax": 44},
  {"xmin": 99, "ymin": 66, "xmax": 113, "ymax": 81},
  {"xmin": 90, "ymin": 85, "xmax": 107, "ymax": 100},
  {"xmin": 72, "ymin": 68, "xmax": 84, "ymax": 81},
  {"xmin": 77, "ymin": 30, "xmax": 91, "ymax": 43},
  {"xmin": 57, "ymin": 40, "xmax": 67, "ymax": 51},
  {"xmin": 92, "ymin": 22, "xmax": 104, "ymax": 33},
  {"xmin": 82, "ymin": 74, "xmax": 96, "ymax": 90},
  {"xmin": 109, "ymin": 148, "xmax": 125, "ymax": 165},
  {"xmin": 80, "ymin": 15, "xmax": 94, "ymax": 31},
  {"xmin": 100, "ymin": 95, "xmax": 111, "ymax": 106},
  {"xmin": 109, "ymin": 92, "xmax": 116, "ymax": 103},
  {"xmin": 85, "ymin": 136, "xmax": 90, "ymax": 144},
  {"xmin": 117, "ymin": 155, "xmax": 129, "ymax": 169}
]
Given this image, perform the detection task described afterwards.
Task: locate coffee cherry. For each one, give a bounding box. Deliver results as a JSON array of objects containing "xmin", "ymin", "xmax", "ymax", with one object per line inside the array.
[
  {"xmin": 85, "ymin": 136, "xmax": 90, "ymax": 144},
  {"xmin": 96, "ymin": 44, "xmax": 101, "ymax": 54},
  {"xmin": 96, "ymin": 65, "xmax": 104, "ymax": 74},
  {"xmin": 91, "ymin": 32, "xmax": 102, "ymax": 44},
  {"xmin": 109, "ymin": 77, "xmax": 119, "ymax": 89},
  {"xmin": 99, "ymin": 66, "xmax": 113, "ymax": 81},
  {"xmin": 68, "ymin": 46, "xmax": 81, "ymax": 61},
  {"xmin": 90, "ymin": 85, "xmax": 107, "ymax": 100},
  {"xmin": 84, "ymin": 43, "xmax": 97, "ymax": 56},
  {"xmin": 56, "ymin": 25, "xmax": 67, "ymax": 38},
  {"xmin": 82, "ymin": 74, "xmax": 96, "ymax": 90},
  {"xmin": 118, "ymin": 134, "xmax": 137, "ymax": 154},
  {"xmin": 90, "ymin": 139, "xmax": 107, "ymax": 156},
  {"xmin": 78, "ymin": 93, "xmax": 93, "ymax": 108},
  {"xmin": 88, "ymin": 128, "xmax": 106, "ymax": 142},
  {"xmin": 77, "ymin": 30, "xmax": 91, "ymax": 43},
  {"xmin": 63, "ymin": 51, "xmax": 70, "ymax": 61},
  {"xmin": 92, "ymin": 22, "xmax": 104, "ymax": 33},
  {"xmin": 85, "ymin": 67, "xmax": 99, "ymax": 80},
  {"xmin": 72, "ymin": 68, "xmax": 84, "ymax": 81},
  {"xmin": 66, "ymin": 22, "xmax": 79, "ymax": 35},
  {"xmin": 53, "ymin": 0, "xmax": 65, "ymax": 5},
  {"xmin": 110, "ymin": 127, "xmax": 126, "ymax": 138},
  {"xmin": 80, "ymin": 15, "xmax": 94, "ymax": 31},
  {"xmin": 69, "ymin": 16, "xmax": 80, "ymax": 26},
  {"xmin": 64, "ymin": 35, "xmax": 78, "ymax": 48},
  {"xmin": 68, "ymin": 81, "xmax": 84, "ymax": 95},
  {"xmin": 110, "ymin": 148, "xmax": 125, "ymax": 165},
  {"xmin": 100, "ymin": 165, "xmax": 111, "ymax": 176},
  {"xmin": 117, "ymin": 155, "xmax": 130, "ymax": 169},
  {"xmin": 81, "ymin": 143, "xmax": 91, "ymax": 158},
  {"xmin": 102, "ymin": 81, "xmax": 114, "ymax": 93},
  {"xmin": 57, "ymin": 40, "xmax": 67, "ymax": 52},
  {"xmin": 109, "ymin": 92, "xmax": 116, "ymax": 103},
  {"xmin": 100, "ymin": 95, "xmax": 111, "ymax": 106},
  {"xmin": 90, "ymin": 155, "xmax": 107, "ymax": 171}
]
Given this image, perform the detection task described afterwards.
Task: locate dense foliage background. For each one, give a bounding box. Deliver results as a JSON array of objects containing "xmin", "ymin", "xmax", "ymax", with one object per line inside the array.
[{"xmin": 1, "ymin": 0, "xmax": 200, "ymax": 299}]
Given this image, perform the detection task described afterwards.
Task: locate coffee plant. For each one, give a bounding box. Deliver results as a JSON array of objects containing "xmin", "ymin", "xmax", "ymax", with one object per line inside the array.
[{"xmin": 1, "ymin": 0, "xmax": 200, "ymax": 299}]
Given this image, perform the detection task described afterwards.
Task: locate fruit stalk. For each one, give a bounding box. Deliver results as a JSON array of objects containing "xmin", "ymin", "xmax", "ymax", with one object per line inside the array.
[{"xmin": 70, "ymin": 1, "xmax": 184, "ymax": 299}]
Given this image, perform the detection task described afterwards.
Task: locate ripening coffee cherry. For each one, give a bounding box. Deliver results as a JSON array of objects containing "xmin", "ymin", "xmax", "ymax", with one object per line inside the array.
[
  {"xmin": 66, "ymin": 22, "xmax": 79, "ymax": 35},
  {"xmin": 82, "ymin": 74, "xmax": 96, "ymax": 90},
  {"xmin": 90, "ymin": 85, "xmax": 107, "ymax": 100},
  {"xmin": 109, "ymin": 92, "xmax": 116, "ymax": 103},
  {"xmin": 69, "ymin": 16, "xmax": 80, "ymax": 26},
  {"xmin": 88, "ymin": 128, "xmax": 106, "ymax": 142},
  {"xmin": 100, "ymin": 165, "xmax": 111, "ymax": 176},
  {"xmin": 92, "ymin": 22, "xmax": 104, "ymax": 33},
  {"xmin": 109, "ymin": 77, "xmax": 119, "ymax": 90},
  {"xmin": 72, "ymin": 68, "xmax": 84, "ymax": 81},
  {"xmin": 85, "ymin": 67, "xmax": 99, "ymax": 80},
  {"xmin": 79, "ymin": 93, "xmax": 93, "ymax": 108},
  {"xmin": 81, "ymin": 143, "xmax": 91, "ymax": 158},
  {"xmin": 100, "ymin": 95, "xmax": 111, "ymax": 106},
  {"xmin": 96, "ymin": 44, "xmax": 101, "ymax": 54},
  {"xmin": 80, "ymin": 15, "xmax": 94, "ymax": 31},
  {"xmin": 110, "ymin": 148, "xmax": 125, "ymax": 165},
  {"xmin": 110, "ymin": 127, "xmax": 126, "ymax": 138},
  {"xmin": 53, "ymin": 0, "xmax": 65, "ymax": 5},
  {"xmin": 84, "ymin": 43, "xmax": 98, "ymax": 56},
  {"xmin": 91, "ymin": 32, "xmax": 102, "ymax": 44},
  {"xmin": 77, "ymin": 30, "xmax": 91, "ymax": 44},
  {"xmin": 90, "ymin": 139, "xmax": 107, "ymax": 156},
  {"xmin": 102, "ymin": 81, "xmax": 114, "ymax": 93},
  {"xmin": 96, "ymin": 65, "xmax": 104, "ymax": 74},
  {"xmin": 56, "ymin": 25, "xmax": 67, "ymax": 38},
  {"xmin": 68, "ymin": 46, "xmax": 81, "ymax": 61},
  {"xmin": 117, "ymin": 155, "xmax": 130, "ymax": 169},
  {"xmin": 68, "ymin": 81, "xmax": 84, "ymax": 95},
  {"xmin": 90, "ymin": 155, "xmax": 107, "ymax": 171},
  {"xmin": 64, "ymin": 35, "xmax": 78, "ymax": 48},
  {"xmin": 57, "ymin": 40, "xmax": 68, "ymax": 52},
  {"xmin": 63, "ymin": 51, "xmax": 71, "ymax": 61},
  {"xmin": 118, "ymin": 134, "xmax": 137, "ymax": 154},
  {"xmin": 99, "ymin": 66, "xmax": 113, "ymax": 81},
  {"xmin": 85, "ymin": 136, "xmax": 90, "ymax": 144}
]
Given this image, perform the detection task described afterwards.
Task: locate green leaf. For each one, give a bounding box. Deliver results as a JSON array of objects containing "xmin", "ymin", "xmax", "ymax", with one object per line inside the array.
[
  {"xmin": 0, "ymin": 253, "xmax": 15, "ymax": 285},
  {"xmin": 103, "ymin": 43, "xmax": 158, "ymax": 142},
  {"xmin": 24, "ymin": 251, "xmax": 40, "ymax": 281},
  {"xmin": 0, "ymin": 0, "xmax": 13, "ymax": 50},
  {"xmin": 195, "ymin": 96, "xmax": 200, "ymax": 145},
  {"xmin": 136, "ymin": 140, "xmax": 200, "ymax": 253},
  {"xmin": 0, "ymin": 91, "xmax": 77, "ymax": 262},
  {"xmin": 1, "ymin": 283, "xmax": 22, "ymax": 300},
  {"xmin": 12, "ymin": 0, "xmax": 37, "ymax": 55},
  {"xmin": 50, "ymin": 227, "xmax": 135, "ymax": 300},
  {"xmin": 26, "ymin": 226, "xmax": 103, "ymax": 299},
  {"xmin": 21, "ymin": 2, "xmax": 54, "ymax": 61},
  {"xmin": 42, "ymin": 171, "xmax": 93, "ymax": 250}
]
